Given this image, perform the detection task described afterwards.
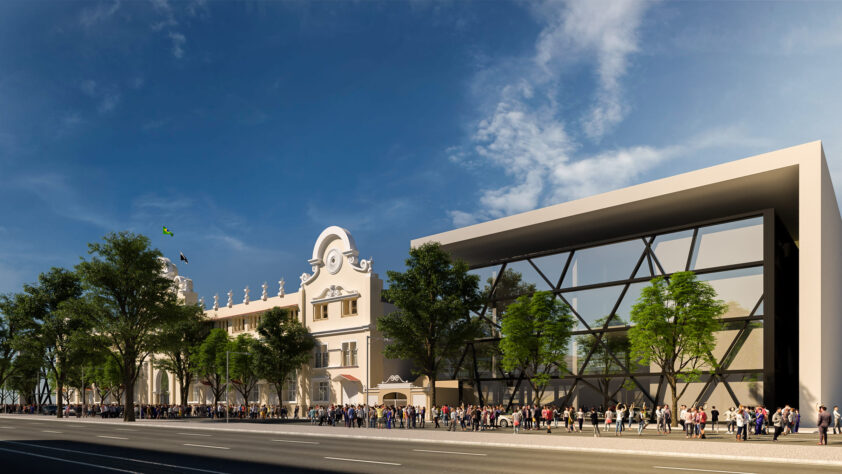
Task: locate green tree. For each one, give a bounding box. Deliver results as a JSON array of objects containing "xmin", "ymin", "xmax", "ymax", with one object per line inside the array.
[
  {"xmin": 378, "ymin": 242, "xmax": 482, "ymax": 407},
  {"xmin": 254, "ymin": 307, "xmax": 314, "ymax": 406},
  {"xmin": 154, "ymin": 304, "xmax": 208, "ymax": 407},
  {"xmin": 195, "ymin": 328, "xmax": 230, "ymax": 407},
  {"xmin": 628, "ymin": 271, "xmax": 726, "ymax": 425},
  {"xmin": 0, "ymin": 293, "xmax": 29, "ymax": 403},
  {"xmin": 15, "ymin": 268, "xmax": 92, "ymax": 418},
  {"xmin": 87, "ymin": 354, "xmax": 122, "ymax": 404},
  {"xmin": 227, "ymin": 334, "xmax": 260, "ymax": 405},
  {"xmin": 576, "ymin": 316, "xmax": 631, "ymax": 407},
  {"xmin": 499, "ymin": 291, "xmax": 575, "ymax": 403},
  {"xmin": 76, "ymin": 231, "xmax": 185, "ymax": 421}
]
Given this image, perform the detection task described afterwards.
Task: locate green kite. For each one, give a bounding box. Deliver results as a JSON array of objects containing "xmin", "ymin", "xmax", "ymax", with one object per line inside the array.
[{"xmin": 163, "ymin": 226, "xmax": 174, "ymax": 237}]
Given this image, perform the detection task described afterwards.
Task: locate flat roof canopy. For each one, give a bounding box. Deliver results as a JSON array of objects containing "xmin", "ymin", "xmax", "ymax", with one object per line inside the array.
[{"xmin": 412, "ymin": 143, "xmax": 817, "ymax": 266}]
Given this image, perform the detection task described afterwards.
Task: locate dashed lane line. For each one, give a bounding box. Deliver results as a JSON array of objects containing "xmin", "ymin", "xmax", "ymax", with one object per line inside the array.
[
  {"xmin": 98, "ymin": 435, "xmax": 129, "ymax": 440},
  {"xmin": 324, "ymin": 456, "xmax": 401, "ymax": 466},
  {"xmin": 184, "ymin": 443, "xmax": 230, "ymax": 450},
  {"xmin": 272, "ymin": 439, "xmax": 319, "ymax": 445},
  {"xmin": 178, "ymin": 432, "xmax": 212, "ymax": 437},
  {"xmin": 413, "ymin": 449, "xmax": 487, "ymax": 456},
  {"xmin": 0, "ymin": 440, "xmax": 228, "ymax": 474},
  {"xmin": 42, "ymin": 430, "xmax": 63, "ymax": 434},
  {"xmin": 0, "ymin": 445, "xmax": 137, "ymax": 473},
  {"xmin": 653, "ymin": 467, "xmax": 757, "ymax": 474}
]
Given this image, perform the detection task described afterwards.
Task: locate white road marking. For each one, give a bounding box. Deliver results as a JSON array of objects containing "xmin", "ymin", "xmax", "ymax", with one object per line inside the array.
[
  {"xmin": 0, "ymin": 426, "xmax": 12, "ymax": 429},
  {"xmin": 114, "ymin": 429, "xmax": 136, "ymax": 432},
  {"xmin": 184, "ymin": 443, "xmax": 230, "ymax": 450},
  {"xmin": 413, "ymin": 449, "xmax": 487, "ymax": 456},
  {"xmin": 654, "ymin": 467, "xmax": 757, "ymax": 474},
  {"xmin": 42, "ymin": 430, "xmax": 63, "ymax": 434},
  {"xmin": 2, "ymin": 440, "xmax": 226, "ymax": 474},
  {"xmin": 272, "ymin": 439, "xmax": 319, "ymax": 445},
  {"xmin": 0, "ymin": 445, "xmax": 137, "ymax": 473},
  {"xmin": 98, "ymin": 435, "xmax": 129, "ymax": 440},
  {"xmin": 324, "ymin": 456, "xmax": 401, "ymax": 466},
  {"xmin": 178, "ymin": 432, "xmax": 212, "ymax": 437}
]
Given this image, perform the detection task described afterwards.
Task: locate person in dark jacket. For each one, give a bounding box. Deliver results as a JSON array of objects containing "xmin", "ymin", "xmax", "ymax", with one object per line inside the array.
[
  {"xmin": 590, "ymin": 407, "xmax": 600, "ymax": 437},
  {"xmin": 818, "ymin": 405, "xmax": 832, "ymax": 445}
]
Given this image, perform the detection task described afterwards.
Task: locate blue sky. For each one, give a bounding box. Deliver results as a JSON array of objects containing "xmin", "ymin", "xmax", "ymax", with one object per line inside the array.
[{"xmin": 2, "ymin": 1, "xmax": 842, "ymax": 304}]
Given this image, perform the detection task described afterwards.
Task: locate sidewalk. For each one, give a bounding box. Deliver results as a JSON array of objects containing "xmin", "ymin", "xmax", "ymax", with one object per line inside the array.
[{"xmin": 5, "ymin": 414, "xmax": 842, "ymax": 468}]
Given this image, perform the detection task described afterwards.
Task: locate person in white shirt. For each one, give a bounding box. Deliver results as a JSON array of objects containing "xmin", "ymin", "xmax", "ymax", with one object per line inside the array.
[{"xmin": 833, "ymin": 406, "xmax": 841, "ymax": 434}]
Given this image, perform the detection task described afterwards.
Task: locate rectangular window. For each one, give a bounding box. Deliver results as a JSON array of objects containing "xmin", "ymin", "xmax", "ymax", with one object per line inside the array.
[
  {"xmin": 314, "ymin": 303, "xmax": 328, "ymax": 321},
  {"xmin": 315, "ymin": 381, "xmax": 329, "ymax": 402},
  {"xmin": 285, "ymin": 377, "xmax": 296, "ymax": 402},
  {"xmin": 314, "ymin": 346, "xmax": 329, "ymax": 368},
  {"xmin": 342, "ymin": 341, "xmax": 357, "ymax": 367},
  {"xmin": 342, "ymin": 298, "xmax": 358, "ymax": 317}
]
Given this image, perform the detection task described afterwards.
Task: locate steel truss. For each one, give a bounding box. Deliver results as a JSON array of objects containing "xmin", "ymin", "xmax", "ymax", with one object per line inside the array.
[{"xmin": 452, "ymin": 211, "xmax": 769, "ymax": 411}]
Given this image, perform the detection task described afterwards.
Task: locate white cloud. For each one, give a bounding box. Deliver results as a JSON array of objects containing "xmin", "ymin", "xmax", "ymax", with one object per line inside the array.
[
  {"xmin": 532, "ymin": 1, "xmax": 648, "ymax": 139},
  {"xmin": 16, "ymin": 174, "xmax": 119, "ymax": 230},
  {"xmin": 79, "ymin": 1, "xmax": 121, "ymax": 28},
  {"xmin": 448, "ymin": 0, "xmax": 653, "ymax": 225},
  {"xmin": 169, "ymin": 32, "xmax": 186, "ymax": 58}
]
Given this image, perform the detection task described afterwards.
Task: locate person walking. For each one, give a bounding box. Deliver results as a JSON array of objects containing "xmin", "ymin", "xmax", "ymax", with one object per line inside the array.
[
  {"xmin": 710, "ymin": 406, "xmax": 719, "ymax": 433},
  {"xmin": 818, "ymin": 405, "xmax": 832, "ymax": 445},
  {"xmin": 735, "ymin": 407, "xmax": 745, "ymax": 442},
  {"xmin": 772, "ymin": 408, "xmax": 783, "ymax": 441},
  {"xmin": 577, "ymin": 407, "xmax": 584, "ymax": 432},
  {"xmin": 833, "ymin": 406, "xmax": 841, "ymax": 435},
  {"xmin": 590, "ymin": 407, "xmax": 600, "ymax": 437},
  {"xmin": 513, "ymin": 408, "xmax": 522, "ymax": 434}
]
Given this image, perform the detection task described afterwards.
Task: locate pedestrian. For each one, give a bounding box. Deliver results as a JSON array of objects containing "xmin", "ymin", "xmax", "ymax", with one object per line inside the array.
[
  {"xmin": 590, "ymin": 407, "xmax": 600, "ymax": 437},
  {"xmin": 513, "ymin": 408, "xmax": 522, "ymax": 434},
  {"xmin": 735, "ymin": 407, "xmax": 745, "ymax": 442},
  {"xmin": 833, "ymin": 406, "xmax": 841, "ymax": 435},
  {"xmin": 818, "ymin": 405, "xmax": 832, "ymax": 445},
  {"xmin": 710, "ymin": 406, "xmax": 719, "ymax": 433},
  {"xmin": 772, "ymin": 408, "xmax": 783, "ymax": 441}
]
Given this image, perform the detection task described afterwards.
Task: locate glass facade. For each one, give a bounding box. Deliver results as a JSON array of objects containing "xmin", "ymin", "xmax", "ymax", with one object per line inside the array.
[{"xmin": 463, "ymin": 213, "xmax": 770, "ymax": 410}]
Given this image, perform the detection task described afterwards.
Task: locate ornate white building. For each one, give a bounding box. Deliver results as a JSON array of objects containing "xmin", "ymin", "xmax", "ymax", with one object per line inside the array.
[{"xmin": 132, "ymin": 226, "xmax": 424, "ymax": 410}]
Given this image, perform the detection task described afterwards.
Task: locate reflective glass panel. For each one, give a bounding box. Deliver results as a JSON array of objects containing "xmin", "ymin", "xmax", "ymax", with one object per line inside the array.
[
  {"xmin": 697, "ymin": 267, "xmax": 763, "ymax": 318},
  {"xmin": 529, "ymin": 252, "xmax": 570, "ymax": 288},
  {"xmin": 652, "ymin": 229, "xmax": 694, "ymax": 274},
  {"xmin": 561, "ymin": 284, "xmax": 625, "ymax": 329},
  {"xmin": 691, "ymin": 217, "xmax": 763, "ymax": 270},
  {"xmin": 561, "ymin": 239, "xmax": 646, "ymax": 288}
]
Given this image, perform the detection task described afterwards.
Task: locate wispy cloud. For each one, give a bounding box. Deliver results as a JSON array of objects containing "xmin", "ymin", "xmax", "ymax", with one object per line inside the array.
[
  {"xmin": 169, "ymin": 32, "xmax": 186, "ymax": 58},
  {"xmin": 79, "ymin": 80, "xmax": 121, "ymax": 114},
  {"xmin": 448, "ymin": 0, "xmax": 652, "ymax": 225},
  {"xmin": 79, "ymin": 0, "xmax": 121, "ymax": 28},
  {"xmin": 16, "ymin": 174, "xmax": 119, "ymax": 230}
]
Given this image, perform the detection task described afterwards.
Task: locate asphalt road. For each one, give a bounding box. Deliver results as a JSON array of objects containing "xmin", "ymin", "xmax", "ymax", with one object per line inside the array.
[{"xmin": 0, "ymin": 417, "xmax": 837, "ymax": 474}]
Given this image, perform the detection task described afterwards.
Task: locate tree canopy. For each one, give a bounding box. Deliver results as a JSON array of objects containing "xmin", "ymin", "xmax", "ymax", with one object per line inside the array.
[
  {"xmin": 76, "ymin": 231, "xmax": 185, "ymax": 421},
  {"xmin": 254, "ymin": 307, "xmax": 314, "ymax": 406},
  {"xmin": 155, "ymin": 303, "xmax": 208, "ymax": 409},
  {"xmin": 499, "ymin": 290, "xmax": 575, "ymax": 403},
  {"xmin": 195, "ymin": 328, "xmax": 230, "ymax": 407},
  {"xmin": 628, "ymin": 271, "xmax": 726, "ymax": 424},
  {"xmin": 378, "ymin": 242, "xmax": 482, "ymax": 407}
]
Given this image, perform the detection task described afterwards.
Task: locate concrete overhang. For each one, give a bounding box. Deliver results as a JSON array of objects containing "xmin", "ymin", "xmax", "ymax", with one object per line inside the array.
[{"xmin": 412, "ymin": 142, "xmax": 821, "ymax": 266}]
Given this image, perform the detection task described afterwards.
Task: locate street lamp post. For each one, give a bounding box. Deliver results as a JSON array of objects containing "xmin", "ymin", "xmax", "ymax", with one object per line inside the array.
[{"xmin": 226, "ymin": 351, "xmax": 250, "ymax": 424}]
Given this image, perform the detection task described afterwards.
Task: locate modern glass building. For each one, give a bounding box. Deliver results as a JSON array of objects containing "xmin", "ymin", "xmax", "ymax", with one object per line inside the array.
[{"xmin": 413, "ymin": 141, "xmax": 840, "ymax": 415}]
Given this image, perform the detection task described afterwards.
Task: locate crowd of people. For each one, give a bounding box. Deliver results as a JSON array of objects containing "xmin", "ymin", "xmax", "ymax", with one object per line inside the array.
[{"xmin": 5, "ymin": 400, "xmax": 842, "ymax": 446}]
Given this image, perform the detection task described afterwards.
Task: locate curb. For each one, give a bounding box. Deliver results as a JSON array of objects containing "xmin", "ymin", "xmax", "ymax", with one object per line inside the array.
[{"xmin": 7, "ymin": 416, "xmax": 842, "ymax": 468}]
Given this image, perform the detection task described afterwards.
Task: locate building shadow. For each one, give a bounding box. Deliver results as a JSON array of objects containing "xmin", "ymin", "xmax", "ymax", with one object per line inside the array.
[{"xmin": 0, "ymin": 439, "xmax": 344, "ymax": 474}]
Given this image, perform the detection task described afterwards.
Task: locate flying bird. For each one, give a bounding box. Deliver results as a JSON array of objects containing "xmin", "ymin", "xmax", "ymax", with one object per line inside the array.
[
  {"xmin": 180, "ymin": 252, "xmax": 188, "ymax": 264},
  {"xmin": 163, "ymin": 226, "xmax": 174, "ymax": 237}
]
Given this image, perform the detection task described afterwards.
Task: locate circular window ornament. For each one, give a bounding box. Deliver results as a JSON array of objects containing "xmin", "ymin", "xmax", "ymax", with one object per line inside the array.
[{"xmin": 326, "ymin": 249, "xmax": 342, "ymax": 274}]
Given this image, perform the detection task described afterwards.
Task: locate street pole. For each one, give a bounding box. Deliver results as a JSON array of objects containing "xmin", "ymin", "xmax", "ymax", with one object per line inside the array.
[{"xmin": 366, "ymin": 334, "xmax": 370, "ymax": 427}]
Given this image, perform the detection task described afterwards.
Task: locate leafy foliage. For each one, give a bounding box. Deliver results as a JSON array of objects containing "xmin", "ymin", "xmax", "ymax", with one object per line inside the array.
[
  {"xmin": 195, "ymin": 328, "xmax": 230, "ymax": 406},
  {"xmin": 227, "ymin": 334, "xmax": 261, "ymax": 404},
  {"xmin": 576, "ymin": 316, "xmax": 631, "ymax": 406},
  {"xmin": 499, "ymin": 291, "xmax": 575, "ymax": 402},
  {"xmin": 154, "ymin": 303, "xmax": 208, "ymax": 407},
  {"xmin": 254, "ymin": 307, "xmax": 314, "ymax": 405},
  {"xmin": 628, "ymin": 271, "xmax": 726, "ymax": 424},
  {"xmin": 76, "ymin": 231, "xmax": 185, "ymax": 421},
  {"xmin": 378, "ymin": 242, "xmax": 482, "ymax": 406}
]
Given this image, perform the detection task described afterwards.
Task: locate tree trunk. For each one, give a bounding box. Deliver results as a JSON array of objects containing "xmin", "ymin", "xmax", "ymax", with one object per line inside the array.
[
  {"xmin": 179, "ymin": 373, "xmax": 190, "ymax": 408},
  {"xmin": 669, "ymin": 378, "xmax": 678, "ymax": 427},
  {"xmin": 123, "ymin": 378, "xmax": 135, "ymax": 422},
  {"xmin": 429, "ymin": 372, "xmax": 437, "ymax": 408},
  {"xmin": 56, "ymin": 377, "xmax": 64, "ymax": 419}
]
